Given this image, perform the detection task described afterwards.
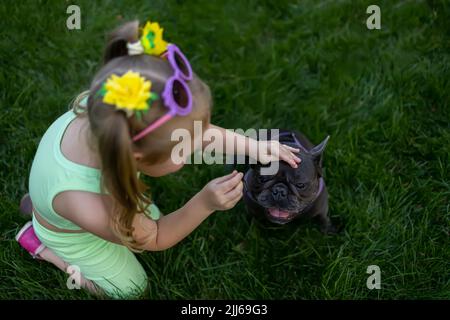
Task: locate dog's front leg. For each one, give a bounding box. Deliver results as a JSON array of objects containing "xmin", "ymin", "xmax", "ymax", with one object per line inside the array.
[{"xmin": 312, "ymin": 187, "xmax": 337, "ymax": 234}]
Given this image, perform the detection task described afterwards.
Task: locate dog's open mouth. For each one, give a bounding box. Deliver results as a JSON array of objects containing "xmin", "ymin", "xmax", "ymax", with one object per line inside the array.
[{"xmin": 266, "ymin": 208, "xmax": 296, "ymax": 224}]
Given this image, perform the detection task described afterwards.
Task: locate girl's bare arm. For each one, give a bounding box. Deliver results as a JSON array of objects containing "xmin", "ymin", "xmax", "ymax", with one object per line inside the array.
[
  {"xmin": 54, "ymin": 171, "xmax": 242, "ymax": 251},
  {"xmin": 52, "ymin": 191, "xmax": 124, "ymax": 244},
  {"xmin": 132, "ymin": 191, "xmax": 214, "ymax": 251},
  {"xmin": 205, "ymin": 123, "xmax": 301, "ymax": 168},
  {"xmin": 134, "ymin": 170, "xmax": 243, "ymax": 251}
]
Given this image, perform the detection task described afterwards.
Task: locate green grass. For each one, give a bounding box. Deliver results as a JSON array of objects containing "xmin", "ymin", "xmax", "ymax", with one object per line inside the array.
[{"xmin": 1, "ymin": 0, "xmax": 449, "ymax": 299}]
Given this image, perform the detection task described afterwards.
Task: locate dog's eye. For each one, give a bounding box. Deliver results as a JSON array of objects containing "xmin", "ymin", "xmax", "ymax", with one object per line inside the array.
[{"xmin": 295, "ymin": 182, "xmax": 306, "ymax": 190}]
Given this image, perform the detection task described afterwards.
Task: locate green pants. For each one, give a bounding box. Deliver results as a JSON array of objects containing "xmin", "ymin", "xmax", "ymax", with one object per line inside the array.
[
  {"xmin": 33, "ymin": 214, "xmax": 147, "ymax": 298},
  {"xmin": 32, "ymin": 205, "xmax": 162, "ymax": 299}
]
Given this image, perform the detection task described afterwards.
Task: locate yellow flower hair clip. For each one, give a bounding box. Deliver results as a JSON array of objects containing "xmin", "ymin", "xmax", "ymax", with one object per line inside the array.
[
  {"xmin": 127, "ymin": 20, "xmax": 169, "ymax": 56},
  {"xmin": 96, "ymin": 70, "xmax": 159, "ymax": 120},
  {"xmin": 140, "ymin": 21, "xmax": 168, "ymax": 55}
]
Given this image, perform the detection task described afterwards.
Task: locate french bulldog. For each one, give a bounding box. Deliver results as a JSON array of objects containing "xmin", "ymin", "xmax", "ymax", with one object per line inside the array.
[{"xmin": 242, "ymin": 129, "xmax": 337, "ymax": 234}]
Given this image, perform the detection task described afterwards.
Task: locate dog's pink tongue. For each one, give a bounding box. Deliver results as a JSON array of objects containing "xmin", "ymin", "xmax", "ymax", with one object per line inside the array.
[{"xmin": 268, "ymin": 208, "xmax": 290, "ymax": 218}]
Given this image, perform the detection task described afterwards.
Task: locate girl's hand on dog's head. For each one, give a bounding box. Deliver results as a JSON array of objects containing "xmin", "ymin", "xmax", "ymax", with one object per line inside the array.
[{"xmin": 258, "ymin": 140, "xmax": 301, "ymax": 168}]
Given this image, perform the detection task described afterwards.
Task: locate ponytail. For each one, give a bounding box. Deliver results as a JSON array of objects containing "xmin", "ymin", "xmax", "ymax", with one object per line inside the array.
[
  {"xmin": 96, "ymin": 110, "xmax": 151, "ymax": 251},
  {"xmin": 70, "ymin": 20, "xmax": 140, "ymax": 116},
  {"xmin": 103, "ymin": 20, "xmax": 139, "ymax": 64}
]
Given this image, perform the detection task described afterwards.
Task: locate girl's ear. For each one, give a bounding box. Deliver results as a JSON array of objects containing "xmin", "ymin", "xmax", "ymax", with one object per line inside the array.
[{"xmin": 133, "ymin": 151, "xmax": 144, "ymax": 162}]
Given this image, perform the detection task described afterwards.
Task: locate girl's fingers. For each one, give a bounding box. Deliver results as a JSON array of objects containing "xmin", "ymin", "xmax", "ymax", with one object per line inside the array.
[
  {"xmin": 214, "ymin": 170, "xmax": 238, "ymax": 184},
  {"xmin": 225, "ymin": 188, "xmax": 244, "ymax": 207},
  {"xmin": 281, "ymin": 150, "xmax": 298, "ymax": 168},
  {"xmin": 224, "ymin": 181, "xmax": 243, "ymax": 198},
  {"xmin": 292, "ymin": 152, "xmax": 301, "ymax": 163},
  {"xmin": 282, "ymin": 148, "xmax": 301, "ymax": 165},
  {"xmin": 282, "ymin": 144, "xmax": 300, "ymax": 153},
  {"xmin": 291, "ymin": 153, "xmax": 301, "ymax": 165},
  {"xmin": 220, "ymin": 172, "xmax": 244, "ymax": 192},
  {"xmin": 289, "ymin": 158, "xmax": 298, "ymax": 168},
  {"xmin": 280, "ymin": 144, "xmax": 301, "ymax": 162}
]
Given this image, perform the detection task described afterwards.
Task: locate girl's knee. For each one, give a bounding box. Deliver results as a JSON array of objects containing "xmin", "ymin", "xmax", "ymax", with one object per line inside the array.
[{"xmin": 104, "ymin": 273, "xmax": 148, "ymax": 299}]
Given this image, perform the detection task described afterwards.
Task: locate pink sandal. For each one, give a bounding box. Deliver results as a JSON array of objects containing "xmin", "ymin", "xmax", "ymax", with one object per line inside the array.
[{"xmin": 15, "ymin": 221, "xmax": 45, "ymax": 259}]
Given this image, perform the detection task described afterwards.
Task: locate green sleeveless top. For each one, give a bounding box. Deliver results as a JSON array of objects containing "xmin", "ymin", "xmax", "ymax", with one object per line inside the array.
[{"xmin": 28, "ymin": 99, "xmax": 160, "ymax": 230}]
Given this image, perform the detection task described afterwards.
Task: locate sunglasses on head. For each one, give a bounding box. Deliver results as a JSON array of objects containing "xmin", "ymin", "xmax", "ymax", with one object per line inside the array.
[{"xmin": 132, "ymin": 44, "xmax": 194, "ymax": 142}]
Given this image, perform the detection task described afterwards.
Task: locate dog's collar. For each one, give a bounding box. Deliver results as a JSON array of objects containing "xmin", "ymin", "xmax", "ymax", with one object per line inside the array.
[
  {"xmin": 300, "ymin": 177, "xmax": 324, "ymax": 212},
  {"xmin": 242, "ymin": 131, "xmax": 324, "ymax": 212}
]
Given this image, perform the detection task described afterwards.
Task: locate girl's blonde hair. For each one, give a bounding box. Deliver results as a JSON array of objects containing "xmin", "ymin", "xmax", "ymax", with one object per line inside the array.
[{"xmin": 70, "ymin": 20, "xmax": 212, "ymax": 251}]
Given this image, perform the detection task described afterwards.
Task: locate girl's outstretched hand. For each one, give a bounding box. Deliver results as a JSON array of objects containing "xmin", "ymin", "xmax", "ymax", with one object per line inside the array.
[
  {"xmin": 199, "ymin": 170, "xmax": 244, "ymax": 212},
  {"xmin": 257, "ymin": 140, "xmax": 301, "ymax": 168}
]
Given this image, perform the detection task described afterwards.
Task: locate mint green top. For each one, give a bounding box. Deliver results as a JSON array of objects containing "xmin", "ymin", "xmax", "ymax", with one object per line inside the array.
[{"xmin": 29, "ymin": 104, "xmax": 160, "ymax": 231}]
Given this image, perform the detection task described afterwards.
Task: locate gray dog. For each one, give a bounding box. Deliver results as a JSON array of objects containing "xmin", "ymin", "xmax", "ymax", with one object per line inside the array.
[{"xmin": 242, "ymin": 130, "xmax": 337, "ymax": 234}]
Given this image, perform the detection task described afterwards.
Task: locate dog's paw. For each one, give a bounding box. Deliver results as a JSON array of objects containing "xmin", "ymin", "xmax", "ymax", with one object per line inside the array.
[{"xmin": 321, "ymin": 223, "xmax": 339, "ymax": 235}]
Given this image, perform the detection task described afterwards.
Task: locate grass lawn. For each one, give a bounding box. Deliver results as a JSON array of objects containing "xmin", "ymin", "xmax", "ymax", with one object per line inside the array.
[{"xmin": 0, "ymin": 0, "xmax": 449, "ymax": 299}]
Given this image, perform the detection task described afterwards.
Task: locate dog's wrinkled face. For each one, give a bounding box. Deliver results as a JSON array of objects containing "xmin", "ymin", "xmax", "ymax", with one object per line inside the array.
[{"xmin": 245, "ymin": 136, "xmax": 328, "ymax": 224}]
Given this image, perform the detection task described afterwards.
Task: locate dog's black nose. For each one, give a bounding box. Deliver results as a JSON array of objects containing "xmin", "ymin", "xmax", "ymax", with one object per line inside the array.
[{"xmin": 272, "ymin": 183, "xmax": 288, "ymax": 200}]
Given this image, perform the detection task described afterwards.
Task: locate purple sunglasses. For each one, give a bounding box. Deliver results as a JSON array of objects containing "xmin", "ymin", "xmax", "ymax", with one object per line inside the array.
[{"xmin": 132, "ymin": 44, "xmax": 193, "ymax": 142}]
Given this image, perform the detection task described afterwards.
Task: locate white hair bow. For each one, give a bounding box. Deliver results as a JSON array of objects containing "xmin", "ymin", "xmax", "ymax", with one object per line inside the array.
[{"xmin": 127, "ymin": 41, "xmax": 144, "ymax": 55}]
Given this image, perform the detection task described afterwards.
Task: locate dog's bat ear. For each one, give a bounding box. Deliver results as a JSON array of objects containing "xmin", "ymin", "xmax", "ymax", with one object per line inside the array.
[{"xmin": 310, "ymin": 135, "xmax": 330, "ymax": 176}]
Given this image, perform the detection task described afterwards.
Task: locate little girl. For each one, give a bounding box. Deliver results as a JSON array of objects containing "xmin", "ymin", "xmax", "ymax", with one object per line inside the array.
[{"xmin": 15, "ymin": 19, "xmax": 301, "ymax": 298}]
